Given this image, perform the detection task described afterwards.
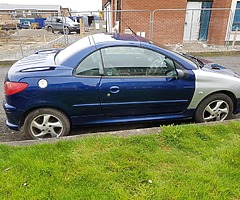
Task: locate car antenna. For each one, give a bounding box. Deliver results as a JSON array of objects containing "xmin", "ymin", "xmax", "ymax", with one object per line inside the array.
[
  {"xmin": 89, "ymin": 34, "xmax": 99, "ymax": 50},
  {"xmin": 119, "ymin": 17, "xmax": 137, "ymax": 36},
  {"xmin": 119, "ymin": 17, "xmax": 153, "ymax": 44}
]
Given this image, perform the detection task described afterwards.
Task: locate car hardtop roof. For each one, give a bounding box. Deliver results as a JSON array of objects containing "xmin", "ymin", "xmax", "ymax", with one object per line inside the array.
[
  {"xmin": 55, "ymin": 33, "xmax": 151, "ymax": 66},
  {"xmin": 90, "ymin": 33, "xmax": 149, "ymax": 45}
]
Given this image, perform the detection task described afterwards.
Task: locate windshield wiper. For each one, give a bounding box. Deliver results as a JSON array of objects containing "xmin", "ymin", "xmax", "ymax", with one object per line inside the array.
[{"xmin": 179, "ymin": 52, "xmax": 204, "ymax": 68}]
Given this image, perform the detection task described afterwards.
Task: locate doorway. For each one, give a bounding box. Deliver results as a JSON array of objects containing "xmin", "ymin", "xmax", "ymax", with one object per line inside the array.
[
  {"xmin": 183, "ymin": 1, "xmax": 212, "ymax": 41},
  {"xmin": 184, "ymin": 2, "xmax": 202, "ymax": 41},
  {"xmin": 199, "ymin": 2, "xmax": 213, "ymax": 41}
]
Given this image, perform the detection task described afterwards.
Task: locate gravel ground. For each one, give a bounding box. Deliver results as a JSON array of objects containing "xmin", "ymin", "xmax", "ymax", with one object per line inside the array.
[
  {"xmin": 0, "ymin": 29, "xmax": 81, "ymax": 61},
  {"xmin": 0, "ymin": 48, "xmax": 240, "ymax": 143},
  {"xmin": 203, "ymin": 56, "xmax": 240, "ymax": 74}
]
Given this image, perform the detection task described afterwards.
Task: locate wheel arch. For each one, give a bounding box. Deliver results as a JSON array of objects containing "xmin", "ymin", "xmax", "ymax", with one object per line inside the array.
[
  {"xmin": 19, "ymin": 106, "xmax": 72, "ymax": 128},
  {"xmin": 195, "ymin": 90, "xmax": 238, "ymax": 114}
]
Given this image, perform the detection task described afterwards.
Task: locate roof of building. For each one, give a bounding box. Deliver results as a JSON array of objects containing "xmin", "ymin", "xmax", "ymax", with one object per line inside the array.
[{"xmin": 0, "ymin": 3, "xmax": 61, "ymax": 11}]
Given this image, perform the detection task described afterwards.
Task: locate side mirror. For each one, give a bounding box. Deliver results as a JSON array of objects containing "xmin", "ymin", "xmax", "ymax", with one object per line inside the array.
[{"xmin": 176, "ymin": 69, "xmax": 185, "ymax": 79}]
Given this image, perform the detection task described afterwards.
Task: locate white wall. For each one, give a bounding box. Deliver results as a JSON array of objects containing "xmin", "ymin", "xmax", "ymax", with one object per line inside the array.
[{"xmin": 226, "ymin": 0, "xmax": 240, "ymax": 41}]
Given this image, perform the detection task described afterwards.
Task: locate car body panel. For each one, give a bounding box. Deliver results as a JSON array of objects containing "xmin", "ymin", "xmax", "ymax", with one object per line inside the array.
[
  {"xmin": 7, "ymin": 53, "xmax": 57, "ymax": 82},
  {"xmin": 99, "ymin": 75, "xmax": 195, "ymax": 117},
  {"xmin": 189, "ymin": 69, "xmax": 240, "ymax": 109}
]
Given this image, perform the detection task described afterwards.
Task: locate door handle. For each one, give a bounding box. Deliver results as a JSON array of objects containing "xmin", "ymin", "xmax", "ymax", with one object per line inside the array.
[{"xmin": 110, "ymin": 86, "xmax": 120, "ymax": 94}]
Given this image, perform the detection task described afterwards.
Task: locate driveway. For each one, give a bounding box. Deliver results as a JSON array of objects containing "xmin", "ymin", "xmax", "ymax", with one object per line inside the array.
[{"xmin": 0, "ymin": 56, "xmax": 240, "ymax": 142}]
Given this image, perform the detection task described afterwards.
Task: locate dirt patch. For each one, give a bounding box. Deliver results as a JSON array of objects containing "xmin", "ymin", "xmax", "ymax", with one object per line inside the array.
[
  {"xmin": 0, "ymin": 60, "xmax": 16, "ymax": 66},
  {"xmin": 0, "ymin": 29, "xmax": 66, "ymax": 60},
  {"xmin": 0, "ymin": 29, "xmax": 60, "ymax": 43}
]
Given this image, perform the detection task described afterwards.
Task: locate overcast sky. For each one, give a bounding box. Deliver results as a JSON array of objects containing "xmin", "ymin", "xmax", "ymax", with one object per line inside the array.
[{"xmin": 0, "ymin": 0, "xmax": 102, "ymax": 11}]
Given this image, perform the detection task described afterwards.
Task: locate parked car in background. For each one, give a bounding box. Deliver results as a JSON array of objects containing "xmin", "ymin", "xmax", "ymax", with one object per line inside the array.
[
  {"xmin": 3, "ymin": 33, "xmax": 240, "ymax": 140},
  {"xmin": 17, "ymin": 21, "xmax": 31, "ymax": 29},
  {"xmin": 0, "ymin": 23, "xmax": 16, "ymax": 30},
  {"xmin": 44, "ymin": 16, "xmax": 80, "ymax": 34}
]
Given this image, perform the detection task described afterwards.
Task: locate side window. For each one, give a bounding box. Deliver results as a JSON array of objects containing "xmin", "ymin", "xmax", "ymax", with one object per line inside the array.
[
  {"xmin": 56, "ymin": 18, "xmax": 62, "ymax": 23},
  {"xmin": 75, "ymin": 50, "xmax": 102, "ymax": 76},
  {"xmin": 101, "ymin": 46, "xmax": 177, "ymax": 77}
]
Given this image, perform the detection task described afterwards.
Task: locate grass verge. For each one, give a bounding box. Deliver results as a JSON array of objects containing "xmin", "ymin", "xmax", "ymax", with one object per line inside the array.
[
  {"xmin": 191, "ymin": 50, "xmax": 240, "ymax": 57},
  {"xmin": 0, "ymin": 122, "xmax": 239, "ymax": 199},
  {"xmin": 0, "ymin": 61, "xmax": 16, "ymax": 67}
]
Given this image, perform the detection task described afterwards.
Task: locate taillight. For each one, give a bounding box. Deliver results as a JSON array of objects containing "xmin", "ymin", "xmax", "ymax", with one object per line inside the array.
[{"xmin": 4, "ymin": 81, "xmax": 28, "ymax": 96}]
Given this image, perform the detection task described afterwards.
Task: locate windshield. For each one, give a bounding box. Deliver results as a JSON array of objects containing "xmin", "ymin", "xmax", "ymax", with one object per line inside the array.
[
  {"xmin": 172, "ymin": 51, "xmax": 200, "ymax": 68},
  {"xmin": 150, "ymin": 40, "xmax": 198, "ymax": 69},
  {"xmin": 176, "ymin": 52, "xmax": 204, "ymax": 68},
  {"xmin": 55, "ymin": 36, "xmax": 93, "ymax": 64},
  {"xmin": 63, "ymin": 17, "xmax": 74, "ymax": 23}
]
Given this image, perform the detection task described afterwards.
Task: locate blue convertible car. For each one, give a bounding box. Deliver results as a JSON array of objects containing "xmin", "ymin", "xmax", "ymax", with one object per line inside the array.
[{"xmin": 3, "ymin": 33, "xmax": 240, "ymax": 139}]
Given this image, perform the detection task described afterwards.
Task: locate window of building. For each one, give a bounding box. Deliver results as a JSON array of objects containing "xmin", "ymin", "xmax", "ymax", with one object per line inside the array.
[{"xmin": 232, "ymin": 2, "xmax": 240, "ymax": 31}]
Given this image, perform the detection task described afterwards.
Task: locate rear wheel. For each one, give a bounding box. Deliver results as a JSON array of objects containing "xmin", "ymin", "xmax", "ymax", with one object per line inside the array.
[
  {"xmin": 194, "ymin": 93, "xmax": 233, "ymax": 123},
  {"xmin": 22, "ymin": 108, "xmax": 70, "ymax": 140}
]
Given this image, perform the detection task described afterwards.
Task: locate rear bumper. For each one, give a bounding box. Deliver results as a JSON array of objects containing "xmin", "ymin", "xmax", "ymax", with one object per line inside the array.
[
  {"xmin": 3, "ymin": 101, "xmax": 23, "ymax": 130},
  {"xmin": 5, "ymin": 120, "xmax": 19, "ymax": 130}
]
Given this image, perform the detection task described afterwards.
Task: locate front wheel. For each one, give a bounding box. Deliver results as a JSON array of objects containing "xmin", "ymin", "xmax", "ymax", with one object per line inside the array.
[
  {"xmin": 194, "ymin": 93, "xmax": 233, "ymax": 123},
  {"xmin": 63, "ymin": 27, "xmax": 70, "ymax": 35},
  {"xmin": 22, "ymin": 108, "xmax": 70, "ymax": 140}
]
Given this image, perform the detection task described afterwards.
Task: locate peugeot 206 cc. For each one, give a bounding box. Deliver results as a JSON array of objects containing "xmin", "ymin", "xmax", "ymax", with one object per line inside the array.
[{"xmin": 3, "ymin": 33, "xmax": 240, "ymax": 139}]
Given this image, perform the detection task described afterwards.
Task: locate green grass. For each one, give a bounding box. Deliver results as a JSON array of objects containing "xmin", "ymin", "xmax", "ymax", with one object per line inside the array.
[
  {"xmin": 0, "ymin": 122, "xmax": 239, "ymax": 199},
  {"xmin": 191, "ymin": 51, "xmax": 240, "ymax": 57},
  {"xmin": 0, "ymin": 61, "xmax": 16, "ymax": 67}
]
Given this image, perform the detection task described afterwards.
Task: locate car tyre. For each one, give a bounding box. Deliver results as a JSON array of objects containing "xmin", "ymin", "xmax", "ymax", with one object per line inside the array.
[
  {"xmin": 47, "ymin": 26, "xmax": 54, "ymax": 33},
  {"xmin": 22, "ymin": 108, "xmax": 70, "ymax": 140},
  {"xmin": 194, "ymin": 93, "xmax": 233, "ymax": 123},
  {"xmin": 64, "ymin": 27, "xmax": 70, "ymax": 35}
]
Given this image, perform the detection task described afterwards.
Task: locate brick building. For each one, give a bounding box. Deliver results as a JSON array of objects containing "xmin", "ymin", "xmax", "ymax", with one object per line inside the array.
[
  {"xmin": 0, "ymin": 3, "xmax": 72, "ymax": 20},
  {"xmin": 0, "ymin": 3, "xmax": 63, "ymax": 20},
  {"xmin": 102, "ymin": 0, "xmax": 240, "ymax": 46}
]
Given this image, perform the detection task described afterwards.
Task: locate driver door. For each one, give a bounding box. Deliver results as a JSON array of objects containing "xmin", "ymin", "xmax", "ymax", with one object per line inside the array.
[
  {"xmin": 54, "ymin": 17, "xmax": 63, "ymax": 31},
  {"xmin": 98, "ymin": 46, "xmax": 195, "ymax": 117}
]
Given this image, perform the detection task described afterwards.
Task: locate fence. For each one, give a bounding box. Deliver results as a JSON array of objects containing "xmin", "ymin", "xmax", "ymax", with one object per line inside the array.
[{"xmin": 0, "ymin": 8, "xmax": 240, "ymax": 61}]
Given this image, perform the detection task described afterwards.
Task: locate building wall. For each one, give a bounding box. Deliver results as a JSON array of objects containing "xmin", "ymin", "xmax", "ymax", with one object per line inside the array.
[
  {"xmin": 0, "ymin": 11, "xmax": 12, "ymax": 20},
  {"xmin": 208, "ymin": 0, "xmax": 232, "ymax": 45},
  {"xmin": 103, "ymin": 0, "xmax": 234, "ymax": 45},
  {"xmin": 122, "ymin": 0, "xmax": 186, "ymax": 10},
  {"xmin": 121, "ymin": 0, "xmax": 187, "ymax": 43}
]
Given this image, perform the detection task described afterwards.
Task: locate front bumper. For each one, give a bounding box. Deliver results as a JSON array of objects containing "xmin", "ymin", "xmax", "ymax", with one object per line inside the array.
[
  {"xmin": 69, "ymin": 26, "xmax": 80, "ymax": 32},
  {"xmin": 234, "ymin": 98, "xmax": 240, "ymax": 114}
]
